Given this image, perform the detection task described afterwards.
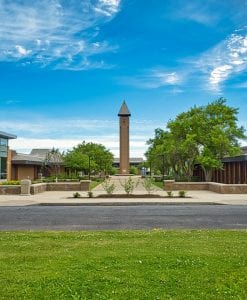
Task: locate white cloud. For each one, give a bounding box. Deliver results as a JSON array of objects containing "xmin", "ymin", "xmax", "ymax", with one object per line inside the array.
[
  {"xmin": 3, "ymin": 117, "xmax": 163, "ymax": 157},
  {"xmin": 15, "ymin": 45, "xmax": 32, "ymax": 56},
  {"xmin": 0, "ymin": 119, "xmax": 117, "ymax": 135},
  {"xmin": 195, "ymin": 30, "xmax": 247, "ymax": 91},
  {"xmin": 0, "ymin": 0, "xmax": 121, "ymax": 69},
  {"xmin": 95, "ymin": 0, "xmax": 121, "ymax": 16},
  {"xmin": 209, "ymin": 65, "xmax": 233, "ymax": 86},
  {"xmin": 171, "ymin": 2, "xmax": 219, "ymax": 26},
  {"xmin": 10, "ymin": 136, "xmax": 147, "ymax": 158},
  {"xmin": 235, "ymin": 82, "xmax": 247, "ymax": 88},
  {"xmin": 119, "ymin": 68, "xmax": 182, "ymax": 89}
]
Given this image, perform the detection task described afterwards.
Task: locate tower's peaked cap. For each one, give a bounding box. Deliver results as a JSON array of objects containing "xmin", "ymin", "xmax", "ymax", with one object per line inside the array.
[{"xmin": 118, "ymin": 101, "xmax": 131, "ymax": 116}]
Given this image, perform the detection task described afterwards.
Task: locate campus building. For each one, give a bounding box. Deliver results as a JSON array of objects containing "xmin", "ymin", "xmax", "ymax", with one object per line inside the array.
[
  {"xmin": 113, "ymin": 157, "xmax": 144, "ymax": 169},
  {"xmin": 11, "ymin": 149, "xmax": 50, "ymax": 180},
  {"xmin": 0, "ymin": 131, "xmax": 17, "ymax": 181},
  {"xmin": 194, "ymin": 146, "xmax": 247, "ymax": 184}
]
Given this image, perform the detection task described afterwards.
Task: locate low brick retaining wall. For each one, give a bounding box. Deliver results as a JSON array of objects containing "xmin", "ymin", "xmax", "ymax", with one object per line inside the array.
[
  {"xmin": 31, "ymin": 183, "xmax": 47, "ymax": 195},
  {"xmin": 33, "ymin": 181, "xmax": 91, "ymax": 194},
  {"xmin": 164, "ymin": 181, "xmax": 247, "ymax": 194},
  {"xmin": 46, "ymin": 181, "xmax": 90, "ymax": 192},
  {"xmin": 0, "ymin": 185, "xmax": 21, "ymax": 195},
  {"xmin": 209, "ymin": 183, "xmax": 247, "ymax": 194},
  {"xmin": 0, "ymin": 180, "xmax": 91, "ymax": 195},
  {"xmin": 46, "ymin": 182, "xmax": 81, "ymax": 191},
  {"xmin": 172, "ymin": 182, "xmax": 209, "ymax": 191}
]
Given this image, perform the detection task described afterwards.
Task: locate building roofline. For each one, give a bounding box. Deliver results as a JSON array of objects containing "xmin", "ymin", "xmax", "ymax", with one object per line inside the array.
[
  {"xmin": 222, "ymin": 154, "xmax": 247, "ymax": 162},
  {"xmin": 11, "ymin": 160, "xmax": 43, "ymax": 166},
  {"xmin": 0, "ymin": 131, "xmax": 17, "ymax": 139}
]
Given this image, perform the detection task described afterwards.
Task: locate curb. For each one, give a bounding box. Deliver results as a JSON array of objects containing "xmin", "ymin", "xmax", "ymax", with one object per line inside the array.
[{"xmin": 36, "ymin": 202, "xmax": 226, "ymax": 206}]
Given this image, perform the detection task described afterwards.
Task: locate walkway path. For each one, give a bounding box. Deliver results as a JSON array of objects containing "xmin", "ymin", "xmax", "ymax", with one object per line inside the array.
[
  {"xmin": 0, "ymin": 175, "xmax": 247, "ymax": 206},
  {"xmin": 93, "ymin": 175, "xmax": 162, "ymax": 194}
]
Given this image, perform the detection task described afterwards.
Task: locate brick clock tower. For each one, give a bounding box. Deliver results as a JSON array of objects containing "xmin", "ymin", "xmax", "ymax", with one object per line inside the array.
[{"xmin": 118, "ymin": 101, "xmax": 131, "ymax": 174}]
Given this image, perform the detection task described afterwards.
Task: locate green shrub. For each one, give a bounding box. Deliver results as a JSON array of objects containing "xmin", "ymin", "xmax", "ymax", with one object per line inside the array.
[
  {"xmin": 167, "ymin": 191, "xmax": 173, "ymax": 197},
  {"xmin": 164, "ymin": 175, "xmax": 174, "ymax": 180},
  {"xmin": 142, "ymin": 177, "xmax": 155, "ymax": 194},
  {"xmin": 120, "ymin": 177, "xmax": 139, "ymax": 194},
  {"xmin": 109, "ymin": 167, "xmax": 118, "ymax": 175},
  {"xmin": 88, "ymin": 191, "xmax": 93, "ymax": 198},
  {"xmin": 0, "ymin": 180, "xmax": 20, "ymax": 185},
  {"xmin": 155, "ymin": 170, "xmax": 161, "ymax": 176},
  {"xmin": 178, "ymin": 190, "xmax": 187, "ymax": 198},
  {"xmin": 73, "ymin": 192, "xmax": 81, "ymax": 198},
  {"xmin": 102, "ymin": 179, "xmax": 115, "ymax": 195},
  {"xmin": 130, "ymin": 166, "xmax": 139, "ymax": 175}
]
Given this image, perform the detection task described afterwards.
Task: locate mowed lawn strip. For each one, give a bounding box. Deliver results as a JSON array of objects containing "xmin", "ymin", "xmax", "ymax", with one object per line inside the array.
[{"xmin": 0, "ymin": 230, "xmax": 246, "ymax": 299}]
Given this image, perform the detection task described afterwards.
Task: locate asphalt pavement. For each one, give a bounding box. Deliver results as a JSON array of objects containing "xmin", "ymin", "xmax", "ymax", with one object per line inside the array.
[{"xmin": 0, "ymin": 205, "xmax": 246, "ymax": 230}]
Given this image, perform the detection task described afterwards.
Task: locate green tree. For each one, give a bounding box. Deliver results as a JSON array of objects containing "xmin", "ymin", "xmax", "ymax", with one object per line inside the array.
[
  {"xmin": 146, "ymin": 129, "xmax": 172, "ymax": 176},
  {"xmin": 130, "ymin": 166, "xmax": 139, "ymax": 175},
  {"xmin": 196, "ymin": 99, "xmax": 245, "ymax": 180},
  {"xmin": 44, "ymin": 148, "xmax": 64, "ymax": 180},
  {"xmin": 64, "ymin": 142, "xmax": 114, "ymax": 176},
  {"xmin": 146, "ymin": 98, "xmax": 246, "ymax": 182},
  {"xmin": 166, "ymin": 106, "xmax": 203, "ymax": 181}
]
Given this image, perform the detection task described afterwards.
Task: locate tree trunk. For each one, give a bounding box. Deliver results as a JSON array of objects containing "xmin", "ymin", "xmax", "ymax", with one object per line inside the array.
[{"xmin": 202, "ymin": 167, "xmax": 213, "ymax": 182}]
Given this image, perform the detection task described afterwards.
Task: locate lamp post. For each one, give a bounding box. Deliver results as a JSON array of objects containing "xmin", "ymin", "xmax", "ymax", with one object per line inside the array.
[
  {"xmin": 88, "ymin": 155, "xmax": 91, "ymax": 180},
  {"xmin": 162, "ymin": 154, "xmax": 165, "ymax": 180},
  {"xmin": 157, "ymin": 154, "xmax": 165, "ymax": 180},
  {"xmin": 105, "ymin": 162, "xmax": 107, "ymax": 177}
]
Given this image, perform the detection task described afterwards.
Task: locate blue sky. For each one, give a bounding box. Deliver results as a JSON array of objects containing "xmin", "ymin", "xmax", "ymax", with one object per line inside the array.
[{"xmin": 0, "ymin": 0, "xmax": 247, "ymax": 157}]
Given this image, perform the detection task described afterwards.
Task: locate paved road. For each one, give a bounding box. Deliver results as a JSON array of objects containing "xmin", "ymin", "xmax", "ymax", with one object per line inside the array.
[{"xmin": 0, "ymin": 205, "xmax": 247, "ymax": 230}]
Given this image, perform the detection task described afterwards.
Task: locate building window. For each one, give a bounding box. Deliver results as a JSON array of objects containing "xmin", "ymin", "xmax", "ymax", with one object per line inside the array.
[
  {"xmin": 0, "ymin": 138, "xmax": 8, "ymax": 146},
  {"xmin": 0, "ymin": 157, "xmax": 7, "ymax": 179},
  {"xmin": 0, "ymin": 138, "xmax": 8, "ymax": 179}
]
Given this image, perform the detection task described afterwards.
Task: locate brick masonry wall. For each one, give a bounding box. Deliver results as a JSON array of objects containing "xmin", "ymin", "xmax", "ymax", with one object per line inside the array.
[
  {"xmin": 46, "ymin": 181, "xmax": 91, "ymax": 192},
  {"xmin": 0, "ymin": 181, "xmax": 91, "ymax": 195},
  {"xmin": 0, "ymin": 185, "xmax": 21, "ymax": 195},
  {"xmin": 31, "ymin": 183, "xmax": 47, "ymax": 195},
  {"xmin": 164, "ymin": 181, "xmax": 247, "ymax": 194}
]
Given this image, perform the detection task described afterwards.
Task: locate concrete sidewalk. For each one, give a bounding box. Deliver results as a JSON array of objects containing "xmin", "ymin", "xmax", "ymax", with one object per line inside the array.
[{"xmin": 0, "ymin": 190, "xmax": 247, "ymax": 206}]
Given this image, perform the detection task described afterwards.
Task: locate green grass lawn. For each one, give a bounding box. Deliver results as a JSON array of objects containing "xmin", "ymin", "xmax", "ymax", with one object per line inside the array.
[
  {"xmin": 152, "ymin": 181, "xmax": 164, "ymax": 190},
  {"xmin": 90, "ymin": 179, "xmax": 104, "ymax": 190},
  {"xmin": 0, "ymin": 230, "xmax": 246, "ymax": 299}
]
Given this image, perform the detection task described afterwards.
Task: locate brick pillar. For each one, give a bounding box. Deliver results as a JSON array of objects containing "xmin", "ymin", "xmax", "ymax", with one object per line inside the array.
[
  {"xmin": 119, "ymin": 116, "xmax": 130, "ymax": 174},
  {"xmin": 7, "ymin": 149, "xmax": 14, "ymax": 181}
]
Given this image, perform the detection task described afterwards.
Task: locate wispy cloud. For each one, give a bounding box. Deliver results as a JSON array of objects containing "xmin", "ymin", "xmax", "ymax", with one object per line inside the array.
[
  {"xmin": 119, "ymin": 68, "xmax": 182, "ymax": 89},
  {"xmin": 3, "ymin": 117, "xmax": 163, "ymax": 157},
  {"xmin": 195, "ymin": 28, "xmax": 247, "ymax": 91},
  {"xmin": 10, "ymin": 136, "xmax": 148, "ymax": 158},
  {"xmin": 235, "ymin": 81, "xmax": 247, "ymax": 88},
  {"xmin": 0, "ymin": 118, "xmax": 163, "ymax": 136},
  {"xmin": 172, "ymin": 2, "xmax": 219, "ymax": 26},
  {"xmin": 0, "ymin": 99, "xmax": 21, "ymax": 105},
  {"xmin": 0, "ymin": 119, "xmax": 118, "ymax": 136},
  {"xmin": 120, "ymin": 28, "xmax": 247, "ymax": 93},
  {"xmin": 0, "ymin": 0, "xmax": 121, "ymax": 70}
]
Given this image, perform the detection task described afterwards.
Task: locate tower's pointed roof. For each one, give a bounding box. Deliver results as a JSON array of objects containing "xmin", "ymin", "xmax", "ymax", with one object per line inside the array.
[{"xmin": 118, "ymin": 101, "xmax": 131, "ymax": 116}]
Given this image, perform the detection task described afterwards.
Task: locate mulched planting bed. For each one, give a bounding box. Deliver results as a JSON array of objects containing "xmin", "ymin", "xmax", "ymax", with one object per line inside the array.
[{"xmin": 68, "ymin": 194, "xmax": 191, "ymax": 199}]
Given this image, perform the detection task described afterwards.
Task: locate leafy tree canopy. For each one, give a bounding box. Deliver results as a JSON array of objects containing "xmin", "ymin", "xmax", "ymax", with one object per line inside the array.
[
  {"xmin": 145, "ymin": 98, "xmax": 246, "ymax": 181},
  {"xmin": 64, "ymin": 141, "xmax": 114, "ymax": 174}
]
